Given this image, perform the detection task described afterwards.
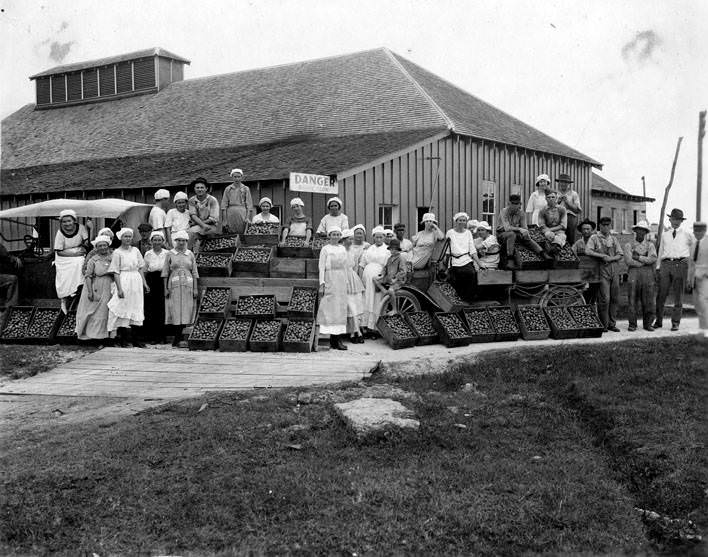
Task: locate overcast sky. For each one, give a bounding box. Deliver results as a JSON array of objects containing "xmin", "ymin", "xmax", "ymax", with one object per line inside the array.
[{"xmin": 1, "ymin": 0, "xmax": 706, "ymax": 224}]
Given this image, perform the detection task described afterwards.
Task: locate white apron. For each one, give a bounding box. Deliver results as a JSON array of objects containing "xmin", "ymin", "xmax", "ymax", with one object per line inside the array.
[{"xmin": 54, "ymin": 255, "xmax": 85, "ymax": 298}]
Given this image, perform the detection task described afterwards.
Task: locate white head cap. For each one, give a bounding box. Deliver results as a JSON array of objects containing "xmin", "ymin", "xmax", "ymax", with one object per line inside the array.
[
  {"xmin": 172, "ymin": 230, "xmax": 189, "ymax": 241},
  {"xmin": 535, "ymin": 174, "xmax": 551, "ymax": 186},
  {"xmin": 421, "ymin": 213, "xmax": 437, "ymax": 224},
  {"xmin": 453, "ymin": 212, "xmax": 469, "ymax": 221},
  {"xmin": 632, "ymin": 220, "xmax": 651, "ymax": 232},
  {"xmin": 326, "ymin": 197, "xmax": 343, "ymax": 210},
  {"xmin": 174, "ymin": 191, "xmax": 188, "ymax": 202},
  {"xmin": 154, "ymin": 189, "xmax": 170, "ymax": 201},
  {"xmin": 327, "ymin": 225, "xmax": 342, "ymax": 235},
  {"xmin": 384, "ymin": 229, "xmax": 395, "ymax": 237},
  {"xmin": 97, "ymin": 227, "xmax": 114, "ymax": 238},
  {"xmin": 149, "ymin": 230, "xmax": 166, "ymax": 241},
  {"xmin": 59, "ymin": 209, "xmax": 77, "ymax": 220},
  {"xmin": 116, "ymin": 228, "xmax": 134, "ymax": 240},
  {"xmin": 259, "ymin": 197, "xmax": 273, "ymax": 207},
  {"xmin": 476, "ymin": 221, "xmax": 492, "ymax": 231},
  {"xmin": 230, "ymin": 168, "xmax": 243, "ymax": 177},
  {"xmin": 351, "ymin": 224, "xmax": 366, "ymax": 234},
  {"xmin": 290, "ymin": 197, "xmax": 305, "ymax": 207},
  {"xmin": 341, "ymin": 228, "xmax": 354, "ymax": 239},
  {"xmin": 372, "ymin": 225, "xmax": 385, "ymax": 236},
  {"xmin": 91, "ymin": 235, "xmax": 111, "ymax": 247}
]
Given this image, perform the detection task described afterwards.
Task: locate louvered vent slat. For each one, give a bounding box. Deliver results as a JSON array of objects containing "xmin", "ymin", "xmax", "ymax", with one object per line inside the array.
[
  {"xmin": 99, "ymin": 66, "xmax": 115, "ymax": 96},
  {"xmin": 116, "ymin": 62, "xmax": 132, "ymax": 93},
  {"xmin": 83, "ymin": 69, "xmax": 98, "ymax": 98},
  {"xmin": 36, "ymin": 77, "xmax": 51, "ymax": 105},
  {"xmin": 67, "ymin": 73, "xmax": 82, "ymax": 101},
  {"xmin": 51, "ymin": 75, "xmax": 66, "ymax": 103},
  {"xmin": 133, "ymin": 58, "xmax": 155, "ymax": 90}
]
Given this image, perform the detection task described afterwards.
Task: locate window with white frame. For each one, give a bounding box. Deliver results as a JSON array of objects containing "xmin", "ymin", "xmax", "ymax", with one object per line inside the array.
[
  {"xmin": 480, "ymin": 180, "xmax": 496, "ymax": 230},
  {"xmin": 378, "ymin": 205, "xmax": 399, "ymax": 229}
]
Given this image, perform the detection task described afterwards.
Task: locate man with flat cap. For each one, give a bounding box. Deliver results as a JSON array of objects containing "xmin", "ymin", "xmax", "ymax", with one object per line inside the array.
[
  {"xmin": 585, "ymin": 216, "xmax": 624, "ymax": 331},
  {"xmin": 689, "ymin": 221, "xmax": 708, "ymax": 338},
  {"xmin": 624, "ymin": 220, "xmax": 657, "ymax": 331},
  {"xmin": 556, "ymin": 173, "xmax": 581, "ymax": 245},
  {"xmin": 497, "ymin": 193, "xmax": 547, "ymax": 269},
  {"xmin": 654, "ymin": 208, "xmax": 695, "ymax": 331}
]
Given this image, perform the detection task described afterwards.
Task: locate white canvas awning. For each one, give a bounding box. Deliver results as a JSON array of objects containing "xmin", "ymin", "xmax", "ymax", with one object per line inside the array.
[{"xmin": 0, "ymin": 198, "xmax": 151, "ymax": 219}]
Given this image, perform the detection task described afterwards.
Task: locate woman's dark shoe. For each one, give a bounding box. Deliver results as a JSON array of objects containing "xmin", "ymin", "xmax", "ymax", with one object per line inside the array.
[
  {"xmin": 335, "ymin": 335, "xmax": 348, "ymax": 350},
  {"xmin": 350, "ymin": 334, "xmax": 364, "ymax": 344}
]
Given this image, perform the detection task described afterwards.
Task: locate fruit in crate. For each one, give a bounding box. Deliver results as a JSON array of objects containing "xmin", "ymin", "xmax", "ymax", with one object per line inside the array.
[
  {"xmin": 283, "ymin": 236, "xmax": 307, "ymax": 247},
  {"xmin": 406, "ymin": 311, "xmax": 436, "ymax": 336},
  {"xmin": 57, "ymin": 313, "xmax": 77, "ymax": 337},
  {"xmin": 437, "ymin": 313, "xmax": 468, "ymax": 339},
  {"xmin": 556, "ymin": 245, "xmax": 578, "ymax": 262},
  {"xmin": 26, "ymin": 308, "xmax": 60, "ymax": 337},
  {"xmin": 545, "ymin": 307, "xmax": 578, "ymax": 330},
  {"xmin": 220, "ymin": 319, "xmax": 251, "ymax": 340},
  {"xmin": 201, "ymin": 236, "xmax": 238, "ymax": 251},
  {"xmin": 1, "ymin": 308, "xmax": 33, "ymax": 338},
  {"xmin": 283, "ymin": 320, "xmax": 314, "ymax": 342},
  {"xmin": 233, "ymin": 248, "xmax": 271, "ymax": 263},
  {"xmin": 200, "ymin": 288, "xmax": 230, "ymax": 313},
  {"xmin": 289, "ymin": 288, "xmax": 317, "ymax": 312},
  {"xmin": 382, "ymin": 314, "xmax": 416, "ymax": 339},
  {"xmin": 462, "ymin": 309, "xmax": 495, "ymax": 335},
  {"xmin": 487, "ymin": 307, "xmax": 519, "ymax": 334},
  {"xmin": 236, "ymin": 295, "xmax": 275, "ymax": 315},
  {"xmin": 196, "ymin": 253, "xmax": 232, "ymax": 268},
  {"xmin": 246, "ymin": 222, "xmax": 280, "ymax": 235},
  {"xmin": 567, "ymin": 306, "xmax": 602, "ymax": 328},
  {"xmin": 191, "ymin": 319, "xmax": 221, "ymax": 339},
  {"xmin": 311, "ymin": 237, "xmax": 327, "ymax": 250},
  {"xmin": 436, "ymin": 282, "xmax": 466, "ymax": 305},
  {"xmin": 517, "ymin": 306, "xmax": 549, "ymax": 331},
  {"xmin": 517, "ymin": 247, "xmax": 544, "ymax": 263},
  {"xmin": 250, "ymin": 320, "xmax": 281, "ymax": 341}
]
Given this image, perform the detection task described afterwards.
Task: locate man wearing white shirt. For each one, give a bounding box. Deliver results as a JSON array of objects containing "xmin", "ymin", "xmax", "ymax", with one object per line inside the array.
[
  {"xmin": 654, "ymin": 208, "xmax": 695, "ymax": 331},
  {"xmin": 688, "ymin": 222, "xmax": 707, "ymax": 337},
  {"xmin": 149, "ymin": 189, "xmax": 170, "ymax": 239}
]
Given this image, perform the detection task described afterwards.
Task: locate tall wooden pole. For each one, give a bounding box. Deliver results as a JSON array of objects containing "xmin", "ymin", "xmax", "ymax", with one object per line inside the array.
[
  {"xmin": 656, "ymin": 137, "xmax": 683, "ymax": 254},
  {"xmin": 697, "ymin": 110, "xmax": 706, "ymax": 221}
]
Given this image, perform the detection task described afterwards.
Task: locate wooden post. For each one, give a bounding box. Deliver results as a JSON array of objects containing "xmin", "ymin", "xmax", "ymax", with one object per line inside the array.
[
  {"xmin": 655, "ymin": 137, "xmax": 683, "ymax": 255},
  {"xmin": 698, "ymin": 110, "xmax": 706, "ymax": 221},
  {"xmin": 641, "ymin": 176, "xmax": 646, "ymax": 198}
]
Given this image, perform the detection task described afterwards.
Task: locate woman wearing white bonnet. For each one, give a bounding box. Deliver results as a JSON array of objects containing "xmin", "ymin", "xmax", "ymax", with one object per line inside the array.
[
  {"xmin": 142, "ymin": 230, "xmax": 168, "ymax": 342},
  {"xmin": 526, "ymin": 174, "xmax": 550, "ymax": 227},
  {"xmin": 221, "ymin": 168, "xmax": 253, "ymax": 235},
  {"xmin": 162, "ymin": 229, "xmax": 199, "ymax": 347},
  {"xmin": 316, "ymin": 196, "xmax": 349, "ymax": 236},
  {"xmin": 281, "ymin": 197, "xmax": 313, "ymax": 245},
  {"xmin": 358, "ymin": 225, "xmax": 390, "ymax": 335},
  {"xmin": 411, "ymin": 212, "xmax": 444, "ymax": 269},
  {"xmin": 54, "ymin": 208, "xmax": 90, "ymax": 313},
  {"xmin": 316, "ymin": 226, "xmax": 349, "ymax": 350},
  {"xmin": 252, "ymin": 197, "xmax": 280, "ymax": 224},
  {"xmin": 74, "ymin": 235, "xmax": 113, "ymax": 341},
  {"xmin": 164, "ymin": 191, "xmax": 190, "ymax": 246}
]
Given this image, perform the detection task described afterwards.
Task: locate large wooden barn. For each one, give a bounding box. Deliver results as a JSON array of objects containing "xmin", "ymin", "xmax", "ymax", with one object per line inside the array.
[{"xmin": 1, "ymin": 47, "xmax": 600, "ymax": 245}]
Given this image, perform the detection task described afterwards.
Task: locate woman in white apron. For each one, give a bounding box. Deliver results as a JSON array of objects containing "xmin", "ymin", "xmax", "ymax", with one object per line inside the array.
[
  {"xmin": 316, "ymin": 226, "xmax": 349, "ymax": 350},
  {"xmin": 280, "ymin": 198, "xmax": 313, "ymax": 245},
  {"xmin": 54, "ymin": 209, "xmax": 90, "ymax": 313},
  {"xmin": 342, "ymin": 228, "xmax": 366, "ymax": 344},
  {"xmin": 526, "ymin": 174, "xmax": 550, "ymax": 226},
  {"xmin": 359, "ymin": 226, "xmax": 390, "ymax": 336}
]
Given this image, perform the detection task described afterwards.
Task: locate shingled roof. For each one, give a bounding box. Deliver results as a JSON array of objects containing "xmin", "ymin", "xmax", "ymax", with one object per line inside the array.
[
  {"xmin": 592, "ymin": 171, "xmax": 654, "ymax": 202},
  {"xmin": 2, "ymin": 47, "xmax": 599, "ymax": 196}
]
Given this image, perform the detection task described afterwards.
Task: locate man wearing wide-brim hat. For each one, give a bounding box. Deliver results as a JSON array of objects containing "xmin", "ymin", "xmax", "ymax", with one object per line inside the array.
[
  {"xmin": 654, "ymin": 208, "xmax": 696, "ymax": 330},
  {"xmin": 624, "ymin": 220, "xmax": 658, "ymax": 331},
  {"xmin": 556, "ymin": 173, "xmax": 582, "ymax": 245},
  {"xmin": 688, "ymin": 221, "xmax": 708, "ymax": 337}
]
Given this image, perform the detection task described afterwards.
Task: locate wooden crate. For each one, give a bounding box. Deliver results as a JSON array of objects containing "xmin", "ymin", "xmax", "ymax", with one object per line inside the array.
[
  {"xmin": 196, "ymin": 252, "xmax": 233, "ymax": 277},
  {"xmin": 376, "ymin": 314, "xmax": 418, "ymax": 350},
  {"xmin": 514, "ymin": 270, "xmax": 549, "ymax": 284},
  {"xmin": 305, "ymin": 258, "xmax": 320, "ymax": 279},
  {"xmin": 486, "ymin": 306, "xmax": 520, "ymax": 341},
  {"xmin": 516, "ymin": 246, "xmax": 546, "ymax": 270},
  {"xmin": 218, "ymin": 318, "xmax": 253, "ymax": 352},
  {"xmin": 188, "ymin": 316, "xmax": 224, "ymax": 350},
  {"xmin": 477, "ymin": 269, "xmax": 513, "ymax": 286},
  {"xmin": 427, "ymin": 281, "xmax": 468, "ymax": 313},
  {"xmin": 198, "ymin": 287, "xmax": 233, "ymax": 318},
  {"xmin": 544, "ymin": 307, "xmax": 582, "ymax": 339},
  {"xmin": 288, "ymin": 286, "xmax": 318, "ymax": 318},
  {"xmin": 248, "ymin": 319, "xmax": 284, "ymax": 352},
  {"xmin": 235, "ymin": 294, "xmax": 277, "ymax": 319},
  {"xmin": 270, "ymin": 257, "xmax": 307, "ymax": 279},
  {"xmin": 278, "ymin": 241, "xmax": 314, "ymax": 259},
  {"xmin": 55, "ymin": 311, "xmax": 78, "ymax": 343},
  {"xmin": 553, "ymin": 244, "xmax": 580, "ymax": 269},
  {"xmin": 567, "ymin": 305, "xmax": 604, "ymax": 338},
  {"xmin": 403, "ymin": 311, "xmax": 439, "ymax": 345},
  {"xmin": 200, "ymin": 233, "xmax": 240, "ymax": 253},
  {"xmin": 242, "ymin": 223, "xmax": 280, "ymax": 246},
  {"xmin": 516, "ymin": 305, "xmax": 551, "ymax": 341},
  {"xmin": 432, "ymin": 312, "xmax": 472, "ymax": 348},
  {"xmin": 0, "ymin": 306, "xmax": 36, "ymax": 343},
  {"xmin": 24, "ymin": 307, "xmax": 63, "ymax": 343},
  {"xmin": 282, "ymin": 319, "xmax": 318, "ymax": 353},
  {"xmin": 461, "ymin": 308, "xmax": 496, "ymax": 343},
  {"xmin": 231, "ymin": 246, "xmax": 275, "ymax": 275},
  {"xmin": 547, "ymin": 269, "xmax": 584, "ymax": 283}
]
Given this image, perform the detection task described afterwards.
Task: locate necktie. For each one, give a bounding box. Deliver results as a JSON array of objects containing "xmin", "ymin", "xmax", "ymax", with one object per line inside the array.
[
  {"xmin": 695, "ymin": 239, "xmax": 701, "ymax": 262},
  {"xmin": 672, "ymin": 230, "xmax": 676, "ymax": 239}
]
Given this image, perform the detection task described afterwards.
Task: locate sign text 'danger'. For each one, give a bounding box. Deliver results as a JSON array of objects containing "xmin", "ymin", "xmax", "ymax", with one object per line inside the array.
[{"xmin": 289, "ymin": 172, "xmax": 338, "ymax": 194}]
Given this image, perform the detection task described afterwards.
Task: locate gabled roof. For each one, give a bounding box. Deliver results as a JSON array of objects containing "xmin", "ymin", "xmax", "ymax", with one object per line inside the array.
[
  {"xmin": 29, "ymin": 47, "xmax": 190, "ymax": 79},
  {"xmin": 592, "ymin": 171, "xmax": 654, "ymax": 202},
  {"xmin": 2, "ymin": 47, "xmax": 600, "ymax": 196}
]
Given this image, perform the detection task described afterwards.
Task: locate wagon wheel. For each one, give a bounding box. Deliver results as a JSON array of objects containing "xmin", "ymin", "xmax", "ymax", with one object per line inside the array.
[
  {"xmin": 539, "ymin": 284, "xmax": 586, "ymax": 308},
  {"xmin": 379, "ymin": 290, "xmax": 422, "ymax": 316}
]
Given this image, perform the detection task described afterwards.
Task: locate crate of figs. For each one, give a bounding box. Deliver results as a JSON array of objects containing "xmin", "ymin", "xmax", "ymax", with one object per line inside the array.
[
  {"xmin": 0, "ymin": 306, "xmax": 35, "ymax": 343},
  {"xmin": 218, "ymin": 318, "xmax": 253, "ymax": 352},
  {"xmin": 199, "ymin": 287, "xmax": 232, "ymax": 317},
  {"xmin": 404, "ymin": 311, "xmax": 439, "ymax": 345},
  {"xmin": 200, "ymin": 233, "xmax": 240, "ymax": 253},
  {"xmin": 377, "ymin": 314, "xmax": 419, "ymax": 350},
  {"xmin": 567, "ymin": 305, "xmax": 604, "ymax": 338},
  {"xmin": 427, "ymin": 281, "xmax": 468, "ymax": 313},
  {"xmin": 516, "ymin": 305, "xmax": 551, "ymax": 341},
  {"xmin": 288, "ymin": 286, "xmax": 318, "ymax": 318},
  {"xmin": 242, "ymin": 222, "xmax": 280, "ymax": 246},
  {"xmin": 248, "ymin": 319, "xmax": 284, "ymax": 352},
  {"xmin": 278, "ymin": 236, "xmax": 314, "ymax": 258},
  {"xmin": 311, "ymin": 236, "xmax": 328, "ymax": 258},
  {"xmin": 486, "ymin": 306, "xmax": 520, "ymax": 341},
  {"xmin": 235, "ymin": 294, "xmax": 277, "ymax": 319},
  {"xmin": 231, "ymin": 246, "xmax": 274, "ymax": 274},
  {"xmin": 553, "ymin": 244, "xmax": 579, "ymax": 269},
  {"xmin": 432, "ymin": 312, "xmax": 472, "ymax": 348},
  {"xmin": 55, "ymin": 311, "xmax": 78, "ymax": 343},
  {"xmin": 544, "ymin": 306, "xmax": 582, "ymax": 339},
  {"xmin": 196, "ymin": 252, "xmax": 233, "ymax": 277},
  {"xmin": 515, "ymin": 246, "xmax": 545, "ymax": 270},
  {"xmin": 282, "ymin": 319, "xmax": 318, "ymax": 353},
  {"xmin": 25, "ymin": 307, "xmax": 63, "ymax": 343},
  {"xmin": 188, "ymin": 317, "xmax": 224, "ymax": 350},
  {"xmin": 461, "ymin": 307, "xmax": 496, "ymax": 343}
]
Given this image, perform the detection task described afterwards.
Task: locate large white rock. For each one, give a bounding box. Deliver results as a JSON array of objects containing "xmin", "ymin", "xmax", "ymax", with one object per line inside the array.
[{"xmin": 334, "ymin": 397, "xmax": 419, "ymax": 437}]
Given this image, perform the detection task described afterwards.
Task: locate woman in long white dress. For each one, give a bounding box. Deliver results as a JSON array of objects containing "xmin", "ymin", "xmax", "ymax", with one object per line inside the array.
[
  {"xmin": 107, "ymin": 228, "xmax": 148, "ymax": 347},
  {"xmin": 342, "ymin": 228, "xmax": 365, "ymax": 344},
  {"xmin": 316, "ymin": 197, "xmax": 349, "ymax": 235},
  {"xmin": 316, "ymin": 227, "xmax": 349, "ymax": 350},
  {"xmin": 54, "ymin": 209, "xmax": 90, "ymax": 313},
  {"xmin": 526, "ymin": 174, "xmax": 550, "ymax": 226},
  {"xmin": 251, "ymin": 197, "xmax": 281, "ymax": 224},
  {"xmin": 411, "ymin": 213, "xmax": 444, "ymax": 269},
  {"xmin": 359, "ymin": 226, "xmax": 390, "ymax": 335}
]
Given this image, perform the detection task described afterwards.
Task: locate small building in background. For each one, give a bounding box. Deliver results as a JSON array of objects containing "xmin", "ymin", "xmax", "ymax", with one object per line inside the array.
[{"xmin": 591, "ymin": 172, "xmax": 654, "ymax": 236}]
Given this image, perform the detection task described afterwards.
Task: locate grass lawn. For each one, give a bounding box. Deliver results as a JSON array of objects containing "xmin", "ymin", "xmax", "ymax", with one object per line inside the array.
[
  {"xmin": 0, "ymin": 337, "xmax": 705, "ymax": 555},
  {"xmin": 0, "ymin": 344, "xmax": 97, "ymax": 380}
]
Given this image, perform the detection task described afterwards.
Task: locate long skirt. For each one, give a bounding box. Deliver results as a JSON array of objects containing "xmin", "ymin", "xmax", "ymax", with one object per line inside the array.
[
  {"xmin": 226, "ymin": 206, "xmax": 248, "ymax": 235},
  {"xmin": 346, "ymin": 269, "xmax": 365, "ymax": 334},
  {"xmin": 165, "ymin": 268, "xmax": 196, "ymax": 325},
  {"xmin": 75, "ymin": 274, "xmax": 112, "ymax": 340},
  {"xmin": 317, "ymin": 268, "xmax": 348, "ymax": 335},
  {"xmin": 361, "ymin": 262, "xmax": 385, "ymax": 329},
  {"xmin": 55, "ymin": 255, "xmax": 85, "ymax": 298},
  {"xmin": 107, "ymin": 270, "xmax": 144, "ymax": 331},
  {"xmin": 143, "ymin": 271, "xmax": 166, "ymax": 339}
]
